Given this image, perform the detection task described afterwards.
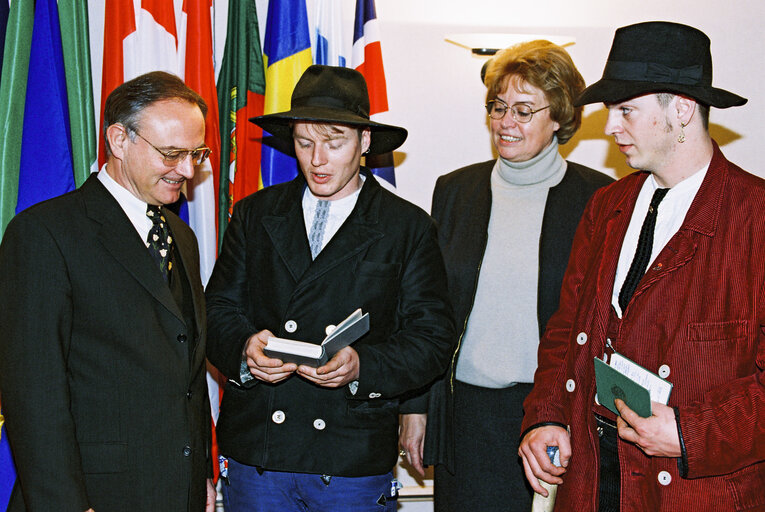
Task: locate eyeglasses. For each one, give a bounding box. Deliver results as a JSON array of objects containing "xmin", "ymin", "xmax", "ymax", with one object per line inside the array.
[
  {"xmin": 133, "ymin": 131, "xmax": 211, "ymax": 166},
  {"xmin": 485, "ymin": 99, "xmax": 551, "ymax": 123}
]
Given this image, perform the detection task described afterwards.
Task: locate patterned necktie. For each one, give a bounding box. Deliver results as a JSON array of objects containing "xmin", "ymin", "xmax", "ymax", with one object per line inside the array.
[
  {"xmin": 146, "ymin": 205, "xmax": 173, "ymax": 281},
  {"xmin": 618, "ymin": 187, "xmax": 669, "ymax": 312},
  {"xmin": 308, "ymin": 200, "xmax": 330, "ymax": 259}
]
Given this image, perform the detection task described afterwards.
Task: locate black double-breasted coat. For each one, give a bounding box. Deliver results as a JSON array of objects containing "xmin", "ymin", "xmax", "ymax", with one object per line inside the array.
[{"xmin": 206, "ymin": 168, "xmax": 455, "ymax": 477}]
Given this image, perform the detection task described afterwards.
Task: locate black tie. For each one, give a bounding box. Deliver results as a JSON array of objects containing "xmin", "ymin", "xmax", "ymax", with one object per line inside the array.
[
  {"xmin": 146, "ymin": 205, "xmax": 173, "ymax": 282},
  {"xmin": 618, "ymin": 187, "xmax": 669, "ymax": 312}
]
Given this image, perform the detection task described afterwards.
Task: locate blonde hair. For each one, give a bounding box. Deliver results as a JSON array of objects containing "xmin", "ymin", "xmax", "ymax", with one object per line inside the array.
[{"xmin": 484, "ymin": 40, "xmax": 585, "ymax": 144}]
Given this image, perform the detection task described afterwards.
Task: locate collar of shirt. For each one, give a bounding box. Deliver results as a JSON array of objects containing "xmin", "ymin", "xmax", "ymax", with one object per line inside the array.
[
  {"xmin": 302, "ymin": 175, "xmax": 365, "ymax": 252},
  {"xmin": 611, "ymin": 163, "xmax": 709, "ymax": 317},
  {"xmin": 97, "ymin": 164, "xmax": 153, "ymax": 246}
]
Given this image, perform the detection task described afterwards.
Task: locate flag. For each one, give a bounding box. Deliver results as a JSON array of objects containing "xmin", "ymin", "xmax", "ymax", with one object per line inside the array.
[
  {"xmin": 352, "ymin": 0, "xmax": 396, "ymax": 187},
  {"xmin": 0, "ymin": 0, "xmax": 33, "ymax": 236},
  {"xmin": 98, "ymin": 0, "xmax": 180, "ymax": 166},
  {"xmin": 58, "ymin": 0, "xmax": 98, "ymax": 185},
  {"xmin": 180, "ymin": 0, "xmax": 219, "ymax": 286},
  {"xmin": 0, "ymin": 406, "xmax": 16, "ymax": 510},
  {"xmin": 128, "ymin": 0, "xmax": 178, "ymax": 79},
  {"xmin": 0, "ymin": 0, "xmax": 9, "ymax": 73},
  {"xmin": 216, "ymin": 0, "xmax": 266, "ymax": 247},
  {"xmin": 15, "ymin": 0, "xmax": 76, "ymax": 214},
  {"xmin": 261, "ymin": 0, "xmax": 312, "ymax": 188},
  {"xmin": 98, "ymin": 0, "xmax": 136, "ymax": 166},
  {"xmin": 313, "ymin": 0, "xmax": 346, "ymax": 67}
]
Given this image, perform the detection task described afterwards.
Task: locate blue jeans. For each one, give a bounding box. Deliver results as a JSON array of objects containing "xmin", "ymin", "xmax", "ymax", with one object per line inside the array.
[{"xmin": 222, "ymin": 457, "xmax": 398, "ymax": 512}]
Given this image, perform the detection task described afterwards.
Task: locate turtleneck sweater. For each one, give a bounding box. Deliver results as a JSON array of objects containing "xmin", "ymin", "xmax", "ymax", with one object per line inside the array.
[{"xmin": 455, "ymin": 138, "xmax": 567, "ymax": 387}]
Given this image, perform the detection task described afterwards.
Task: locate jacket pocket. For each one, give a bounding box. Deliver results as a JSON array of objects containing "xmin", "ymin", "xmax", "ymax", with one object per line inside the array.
[
  {"xmin": 79, "ymin": 442, "xmax": 128, "ymax": 474},
  {"xmin": 725, "ymin": 463, "xmax": 765, "ymax": 511},
  {"xmin": 687, "ymin": 320, "xmax": 747, "ymax": 342}
]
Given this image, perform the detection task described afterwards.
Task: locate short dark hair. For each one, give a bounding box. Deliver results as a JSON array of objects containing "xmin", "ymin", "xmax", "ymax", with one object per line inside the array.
[
  {"xmin": 656, "ymin": 92, "xmax": 710, "ymax": 130},
  {"xmin": 484, "ymin": 40, "xmax": 586, "ymax": 144},
  {"xmin": 103, "ymin": 71, "xmax": 207, "ymax": 156}
]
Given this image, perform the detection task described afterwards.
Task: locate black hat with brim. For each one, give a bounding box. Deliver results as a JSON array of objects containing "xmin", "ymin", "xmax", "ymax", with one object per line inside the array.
[
  {"xmin": 576, "ymin": 21, "xmax": 747, "ymax": 108},
  {"xmin": 250, "ymin": 65, "xmax": 408, "ymax": 155}
]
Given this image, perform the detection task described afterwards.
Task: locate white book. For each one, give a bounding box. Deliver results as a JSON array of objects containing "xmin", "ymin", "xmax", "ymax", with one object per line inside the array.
[{"xmin": 264, "ymin": 309, "xmax": 370, "ymax": 367}]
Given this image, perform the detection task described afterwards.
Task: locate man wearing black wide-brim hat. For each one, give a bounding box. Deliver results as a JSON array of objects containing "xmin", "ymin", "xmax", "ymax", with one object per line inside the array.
[
  {"xmin": 205, "ymin": 65, "xmax": 455, "ymax": 511},
  {"xmin": 519, "ymin": 22, "xmax": 765, "ymax": 511}
]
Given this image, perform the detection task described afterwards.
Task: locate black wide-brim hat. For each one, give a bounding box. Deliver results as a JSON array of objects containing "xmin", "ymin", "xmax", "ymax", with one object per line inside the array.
[
  {"xmin": 250, "ymin": 65, "xmax": 408, "ymax": 155},
  {"xmin": 576, "ymin": 21, "xmax": 747, "ymax": 108}
]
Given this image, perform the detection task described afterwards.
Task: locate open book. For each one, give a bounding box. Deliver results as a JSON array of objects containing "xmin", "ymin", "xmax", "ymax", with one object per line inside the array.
[{"xmin": 264, "ymin": 309, "xmax": 370, "ymax": 367}]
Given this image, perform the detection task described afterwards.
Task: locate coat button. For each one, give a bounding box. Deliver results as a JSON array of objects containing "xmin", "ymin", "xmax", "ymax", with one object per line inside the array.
[
  {"xmin": 368, "ymin": 392, "xmax": 381, "ymax": 398},
  {"xmin": 576, "ymin": 332, "xmax": 588, "ymax": 345},
  {"xmin": 594, "ymin": 393, "xmax": 600, "ymax": 406},
  {"xmin": 183, "ymin": 445, "xmax": 192, "ymax": 457},
  {"xmin": 658, "ymin": 364, "xmax": 670, "ymax": 379},
  {"xmin": 658, "ymin": 470, "xmax": 672, "ymax": 486},
  {"xmin": 313, "ymin": 418, "xmax": 326, "ymax": 430},
  {"xmin": 272, "ymin": 410, "xmax": 286, "ymax": 424},
  {"xmin": 285, "ymin": 320, "xmax": 297, "ymax": 333},
  {"xmin": 177, "ymin": 334, "xmax": 187, "ymax": 343},
  {"xmin": 566, "ymin": 379, "xmax": 576, "ymax": 392},
  {"xmin": 186, "ymin": 391, "xmax": 192, "ymax": 400},
  {"xmin": 325, "ymin": 324, "xmax": 336, "ymax": 336}
]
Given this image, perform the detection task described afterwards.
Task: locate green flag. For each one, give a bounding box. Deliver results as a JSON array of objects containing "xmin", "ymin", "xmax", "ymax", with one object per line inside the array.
[
  {"xmin": 58, "ymin": 0, "xmax": 97, "ymax": 186},
  {"xmin": 217, "ymin": 0, "xmax": 266, "ymax": 249},
  {"xmin": 0, "ymin": 0, "xmax": 33, "ymax": 237}
]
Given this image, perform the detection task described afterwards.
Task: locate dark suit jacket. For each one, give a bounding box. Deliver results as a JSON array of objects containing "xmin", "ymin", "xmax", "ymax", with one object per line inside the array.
[
  {"xmin": 399, "ymin": 160, "xmax": 613, "ymax": 470},
  {"xmin": 0, "ymin": 174, "xmax": 210, "ymax": 512},
  {"xmin": 206, "ymin": 168, "xmax": 455, "ymax": 477}
]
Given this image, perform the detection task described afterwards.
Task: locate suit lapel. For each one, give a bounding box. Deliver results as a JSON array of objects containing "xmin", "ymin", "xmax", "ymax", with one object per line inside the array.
[
  {"xmin": 82, "ymin": 176, "xmax": 184, "ymax": 323},
  {"xmin": 262, "ymin": 169, "xmax": 385, "ymax": 289},
  {"xmin": 262, "ymin": 179, "xmax": 313, "ymax": 283},
  {"xmin": 166, "ymin": 212, "xmax": 205, "ymax": 343}
]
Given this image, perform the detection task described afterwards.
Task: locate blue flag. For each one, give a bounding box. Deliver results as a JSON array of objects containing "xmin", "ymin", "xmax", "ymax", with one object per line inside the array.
[
  {"xmin": 0, "ymin": 412, "xmax": 16, "ymax": 510},
  {"xmin": 15, "ymin": 0, "xmax": 75, "ymax": 214},
  {"xmin": 261, "ymin": 0, "xmax": 313, "ymax": 188}
]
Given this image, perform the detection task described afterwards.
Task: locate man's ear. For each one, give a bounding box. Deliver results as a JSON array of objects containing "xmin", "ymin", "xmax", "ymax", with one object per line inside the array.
[
  {"xmin": 361, "ymin": 127, "xmax": 372, "ymax": 154},
  {"xmin": 106, "ymin": 124, "xmax": 129, "ymax": 160},
  {"xmin": 675, "ymin": 95, "xmax": 697, "ymax": 127}
]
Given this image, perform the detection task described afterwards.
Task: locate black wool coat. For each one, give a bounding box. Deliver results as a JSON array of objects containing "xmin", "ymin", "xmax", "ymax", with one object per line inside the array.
[{"xmin": 206, "ymin": 168, "xmax": 456, "ymax": 477}]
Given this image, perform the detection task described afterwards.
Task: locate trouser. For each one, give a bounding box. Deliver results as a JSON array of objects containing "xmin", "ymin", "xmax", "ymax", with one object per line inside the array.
[
  {"xmin": 596, "ymin": 413, "xmax": 621, "ymax": 512},
  {"xmin": 221, "ymin": 457, "xmax": 398, "ymax": 512}
]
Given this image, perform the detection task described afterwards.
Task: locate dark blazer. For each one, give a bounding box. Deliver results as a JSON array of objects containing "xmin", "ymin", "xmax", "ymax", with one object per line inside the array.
[
  {"xmin": 206, "ymin": 168, "xmax": 455, "ymax": 477},
  {"xmin": 400, "ymin": 160, "xmax": 613, "ymax": 470},
  {"xmin": 0, "ymin": 174, "xmax": 210, "ymax": 512}
]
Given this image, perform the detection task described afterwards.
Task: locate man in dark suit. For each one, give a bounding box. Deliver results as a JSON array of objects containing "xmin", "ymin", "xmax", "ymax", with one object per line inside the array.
[
  {"xmin": 205, "ymin": 65, "xmax": 455, "ymax": 511},
  {"xmin": 0, "ymin": 71, "xmax": 215, "ymax": 512}
]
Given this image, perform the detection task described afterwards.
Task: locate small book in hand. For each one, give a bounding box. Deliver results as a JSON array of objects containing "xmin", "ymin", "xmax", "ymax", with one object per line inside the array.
[{"xmin": 264, "ymin": 309, "xmax": 370, "ymax": 367}]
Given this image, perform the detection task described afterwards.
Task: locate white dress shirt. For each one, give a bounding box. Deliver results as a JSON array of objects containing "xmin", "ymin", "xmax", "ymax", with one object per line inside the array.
[
  {"xmin": 612, "ymin": 164, "xmax": 708, "ymax": 317},
  {"xmin": 97, "ymin": 165, "xmax": 153, "ymax": 247},
  {"xmin": 301, "ymin": 175, "xmax": 365, "ymax": 254}
]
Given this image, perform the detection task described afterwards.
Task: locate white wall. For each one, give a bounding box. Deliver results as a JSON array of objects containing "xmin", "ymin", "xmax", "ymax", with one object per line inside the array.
[{"xmin": 86, "ymin": 2, "xmax": 765, "ymax": 510}]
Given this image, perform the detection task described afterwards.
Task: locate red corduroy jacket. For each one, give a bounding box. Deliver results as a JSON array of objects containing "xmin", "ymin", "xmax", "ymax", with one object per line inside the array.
[{"xmin": 523, "ymin": 142, "xmax": 765, "ymax": 511}]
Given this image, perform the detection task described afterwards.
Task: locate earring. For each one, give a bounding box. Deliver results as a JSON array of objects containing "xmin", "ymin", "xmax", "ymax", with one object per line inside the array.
[{"xmin": 677, "ymin": 122, "xmax": 686, "ymax": 143}]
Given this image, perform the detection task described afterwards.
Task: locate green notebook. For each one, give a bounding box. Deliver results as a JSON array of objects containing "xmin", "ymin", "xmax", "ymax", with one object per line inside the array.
[{"xmin": 594, "ymin": 357, "xmax": 652, "ymax": 418}]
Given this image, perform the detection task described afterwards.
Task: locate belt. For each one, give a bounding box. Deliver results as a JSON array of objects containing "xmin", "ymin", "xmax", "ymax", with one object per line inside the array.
[{"xmin": 595, "ymin": 413, "xmax": 617, "ymax": 438}]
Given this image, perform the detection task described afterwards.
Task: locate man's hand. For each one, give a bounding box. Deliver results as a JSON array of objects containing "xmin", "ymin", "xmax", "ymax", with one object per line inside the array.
[
  {"xmin": 399, "ymin": 413, "xmax": 427, "ymax": 476},
  {"xmin": 297, "ymin": 346, "xmax": 359, "ymax": 387},
  {"xmin": 205, "ymin": 478, "xmax": 217, "ymax": 512},
  {"xmin": 615, "ymin": 399, "xmax": 681, "ymax": 457},
  {"xmin": 244, "ymin": 330, "xmax": 297, "ymax": 383},
  {"xmin": 518, "ymin": 425, "xmax": 571, "ymax": 496}
]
